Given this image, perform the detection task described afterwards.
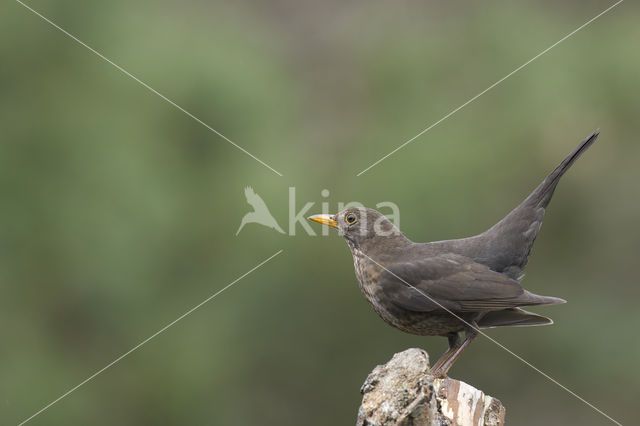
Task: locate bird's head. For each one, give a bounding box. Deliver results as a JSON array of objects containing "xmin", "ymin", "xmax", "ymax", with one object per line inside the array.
[{"xmin": 308, "ymin": 207, "xmax": 404, "ymax": 248}]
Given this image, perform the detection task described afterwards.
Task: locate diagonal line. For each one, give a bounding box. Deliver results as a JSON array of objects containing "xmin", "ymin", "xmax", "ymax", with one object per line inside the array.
[
  {"xmin": 356, "ymin": 0, "xmax": 624, "ymax": 176},
  {"xmin": 17, "ymin": 249, "xmax": 284, "ymax": 426},
  {"xmin": 15, "ymin": 0, "xmax": 284, "ymax": 177},
  {"xmin": 360, "ymin": 252, "xmax": 622, "ymax": 425}
]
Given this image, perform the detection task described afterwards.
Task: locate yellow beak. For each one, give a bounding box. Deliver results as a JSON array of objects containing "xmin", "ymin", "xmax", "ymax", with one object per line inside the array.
[{"xmin": 307, "ymin": 214, "xmax": 338, "ymax": 228}]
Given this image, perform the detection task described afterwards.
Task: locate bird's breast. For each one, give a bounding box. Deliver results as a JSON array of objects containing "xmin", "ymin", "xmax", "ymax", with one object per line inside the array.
[
  {"xmin": 350, "ymin": 248, "xmax": 467, "ymax": 337},
  {"xmin": 350, "ymin": 249, "xmax": 381, "ymax": 301},
  {"xmin": 351, "ymin": 249, "xmax": 404, "ymax": 324}
]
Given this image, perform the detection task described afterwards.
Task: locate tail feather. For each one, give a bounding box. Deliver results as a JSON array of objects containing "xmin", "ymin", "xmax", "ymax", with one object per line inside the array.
[
  {"xmin": 431, "ymin": 130, "xmax": 600, "ymax": 280},
  {"xmin": 525, "ymin": 130, "xmax": 599, "ymax": 209},
  {"xmin": 477, "ymin": 130, "xmax": 600, "ymax": 279},
  {"xmin": 479, "ymin": 307, "xmax": 554, "ymax": 328}
]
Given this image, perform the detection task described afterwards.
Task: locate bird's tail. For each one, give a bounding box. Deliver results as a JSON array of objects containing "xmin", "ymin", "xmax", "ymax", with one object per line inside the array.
[
  {"xmin": 470, "ymin": 130, "xmax": 600, "ymax": 279},
  {"xmin": 523, "ymin": 130, "xmax": 599, "ymax": 209},
  {"xmin": 478, "ymin": 308, "xmax": 553, "ymax": 328}
]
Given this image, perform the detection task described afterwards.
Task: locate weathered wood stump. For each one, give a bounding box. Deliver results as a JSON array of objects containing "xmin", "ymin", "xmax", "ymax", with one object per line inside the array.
[{"xmin": 357, "ymin": 348, "xmax": 506, "ymax": 426}]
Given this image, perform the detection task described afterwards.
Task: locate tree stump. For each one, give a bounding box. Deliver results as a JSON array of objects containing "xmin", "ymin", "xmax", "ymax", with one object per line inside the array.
[{"xmin": 357, "ymin": 348, "xmax": 506, "ymax": 426}]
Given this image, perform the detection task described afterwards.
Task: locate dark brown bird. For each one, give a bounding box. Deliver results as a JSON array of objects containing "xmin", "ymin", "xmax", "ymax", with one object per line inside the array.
[{"xmin": 308, "ymin": 131, "xmax": 599, "ymax": 378}]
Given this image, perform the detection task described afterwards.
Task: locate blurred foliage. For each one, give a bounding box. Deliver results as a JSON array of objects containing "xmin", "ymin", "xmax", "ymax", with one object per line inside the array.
[{"xmin": 1, "ymin": 0, "xmax": 639, "ymax": 425}]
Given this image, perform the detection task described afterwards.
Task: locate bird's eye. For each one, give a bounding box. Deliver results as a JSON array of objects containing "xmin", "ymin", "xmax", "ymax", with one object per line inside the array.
[{"xmin": 345, "ymin": 213, "xmax": 357, "ymax": 224}]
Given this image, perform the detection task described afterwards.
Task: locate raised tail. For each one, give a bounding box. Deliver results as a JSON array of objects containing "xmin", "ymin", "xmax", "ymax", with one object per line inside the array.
[
  {"xmin": 523, "ymin": 130, "xmax": 599, "ymax": 209},
  {"xmin": 473, "ymin": 130, "xmax": 600, "ymax": 279}
]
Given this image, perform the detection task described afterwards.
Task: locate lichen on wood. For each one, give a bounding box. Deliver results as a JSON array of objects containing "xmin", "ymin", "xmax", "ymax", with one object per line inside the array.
[{"xmin": 357, "ymin": 348, "xmax": 506, "ymax": 426}]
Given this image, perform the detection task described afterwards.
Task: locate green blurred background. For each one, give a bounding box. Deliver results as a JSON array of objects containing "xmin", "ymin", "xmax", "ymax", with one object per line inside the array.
[{"xmin": 1, "ymin": 0, "xmax": 638, "ymax": 424}]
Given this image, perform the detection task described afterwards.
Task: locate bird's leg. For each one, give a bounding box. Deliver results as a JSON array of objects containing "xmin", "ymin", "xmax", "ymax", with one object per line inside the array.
[
  {"xmin": 431, "ymin": 332, "xmax": 462, "ymax": 374},
  {"xmin": 431, "ymin": 323, "xmax": 479, "ymax": 378}
]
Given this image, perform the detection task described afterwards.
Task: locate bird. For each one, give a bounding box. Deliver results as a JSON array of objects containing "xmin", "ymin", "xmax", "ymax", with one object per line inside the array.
[
  {"xmin": 236, "ymin": 186, "xmax": 285, "ymax": 235},
  {"xmin": 308, "ymin": 130, "xmax": 599, "ymax": 378}
]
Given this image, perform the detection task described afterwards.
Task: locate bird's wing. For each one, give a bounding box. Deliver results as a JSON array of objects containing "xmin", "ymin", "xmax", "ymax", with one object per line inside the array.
[
  {"xmin": 379, "ymin": 253, "xmax": 529, "ymax": 313},
  {"xmin": 244, "ymin": 186, "xmax": 270, "ymax": 212}
]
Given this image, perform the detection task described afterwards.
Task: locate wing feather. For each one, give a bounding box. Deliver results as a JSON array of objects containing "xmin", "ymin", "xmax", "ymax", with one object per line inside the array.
[{"xmin": 379, "ymin": 253, "xmax": 530, "ymax": 313}]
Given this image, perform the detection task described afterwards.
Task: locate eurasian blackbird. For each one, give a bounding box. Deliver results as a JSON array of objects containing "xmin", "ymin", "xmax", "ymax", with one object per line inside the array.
[{"xmin": 308, "ymin": 130, "xmax": 599, "ymax": 377}]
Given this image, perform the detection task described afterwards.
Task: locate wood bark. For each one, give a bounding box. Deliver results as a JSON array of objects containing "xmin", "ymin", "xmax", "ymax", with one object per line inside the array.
[{"xmin": 357, "ymin": 348, "xmax": 506, "ymax": 426}]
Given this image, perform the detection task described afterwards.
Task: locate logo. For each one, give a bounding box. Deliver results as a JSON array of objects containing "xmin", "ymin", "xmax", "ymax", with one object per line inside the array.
[
  {"xmin": 236, "ymin": 187, "xmax": 285, "ymax": 235},
  {"xmin": 236, "ymin": 187, "xmax": 400, "ymax": 236}
]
